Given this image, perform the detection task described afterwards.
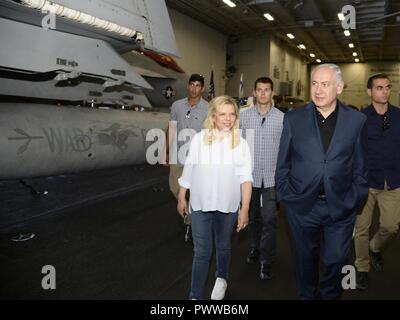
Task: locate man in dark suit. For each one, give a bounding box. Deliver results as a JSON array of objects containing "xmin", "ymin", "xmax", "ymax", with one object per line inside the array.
[{"xmin": 275, "ymin": 64, "xmax": 369, "ymax": 299}]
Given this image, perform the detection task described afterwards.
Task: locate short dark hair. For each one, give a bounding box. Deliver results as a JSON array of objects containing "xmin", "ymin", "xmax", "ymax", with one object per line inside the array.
[
  {"xmin": 254, "ymin": 77, "xmax": 274, "ymax": 91},
  {"xmin": 189, "ymin": 74, "xmax": 205, "ymax": 87},
  {"xmin": 367, "ymin": 73, "xmax": 390, "ymax": 89}
]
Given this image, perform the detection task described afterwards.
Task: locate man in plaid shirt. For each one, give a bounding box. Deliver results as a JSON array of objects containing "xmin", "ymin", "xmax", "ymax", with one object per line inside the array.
[{"xmin": 240, "ymin": 77, "xmax": 284, "ymax": 280}]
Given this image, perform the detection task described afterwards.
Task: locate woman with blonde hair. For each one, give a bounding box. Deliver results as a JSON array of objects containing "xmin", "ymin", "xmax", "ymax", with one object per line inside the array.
[{"xmin": 178, "ymin": 95, "xmax": 253, "ymax": 300}]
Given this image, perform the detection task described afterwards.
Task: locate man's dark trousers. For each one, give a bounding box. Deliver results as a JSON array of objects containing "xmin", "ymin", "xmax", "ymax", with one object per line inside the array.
[
  {"xmin": 248, "ymin": 186, "xmax": 277, "ymax": 264},
  {"xmin": 285, "ymin": 199, "xmax": 356, "ymax": 300}
]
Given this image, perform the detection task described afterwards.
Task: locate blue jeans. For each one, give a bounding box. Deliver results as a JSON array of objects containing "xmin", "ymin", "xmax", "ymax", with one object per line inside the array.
[{"xmin": 189, "ymin": 209, "xmax": 238, "ymax": 300}]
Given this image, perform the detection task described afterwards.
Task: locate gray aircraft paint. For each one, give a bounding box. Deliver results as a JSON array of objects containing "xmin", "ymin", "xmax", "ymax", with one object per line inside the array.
[
  {"xmin": 0, "ymin": 0, "xmax": 179, "ymax": 57},
  {"xmin": 0, "ymin": 77, "xmax": 152, "ymax": 108},
  {"xmin": 0, "ymin": 103, "xmax": 169, "ymax": 179},
  {"xmin": 122, "ymin": 50, "xmax": 190, "ymax": 109},
  {"xmin": 0, "ymin": 0, "xmax": 179, "ymax": 179},
  {"xmin": 0, "ymin": 18, "xmax": 152, "ymax": 90}
]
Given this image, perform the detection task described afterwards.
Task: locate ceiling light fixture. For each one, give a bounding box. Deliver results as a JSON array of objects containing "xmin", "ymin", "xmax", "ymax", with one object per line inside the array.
[
  {"xmin": 355, "ymin": 58, "xmax": 360, "ymax": 62},
  {"xmin": 222, "ymin": 0, "xmax": 236, "ymax": 8},
  {"xmin": 310, "ymin": 53, "xmax": 316, "ymax": 58},
  {"xmin": 316, "ymin": 59, "xmax": 321, "ymax": 63},
  {"xmin": 337, "ymin": 13, "xmax": 345, "ymax": 21},
  {"xmin": 344, "ymin": 30, "xmax": 351, "ymax": 36},
  {"xmin": 298, "ymin": 44, "xmax": 306, "ymax": 50},
  {"xmin": 352, "ymin": 52, "xmax": 358, "ymax": 57},
  {"xmin": 264, "ymin": 13, "xmax": 274, "ymax": 21},
  {"xmin": 286, "ymin": 33, "xmax": 295, "ymax": 39},
  {"xmin": 349, "ymin": 43, "xmax": 354, "ymax": 48}
]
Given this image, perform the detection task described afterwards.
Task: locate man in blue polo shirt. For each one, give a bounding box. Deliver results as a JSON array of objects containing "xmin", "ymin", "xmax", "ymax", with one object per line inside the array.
[{"xmin": 354, "ymin": 74, "xmax": 400, "ymax": 290}]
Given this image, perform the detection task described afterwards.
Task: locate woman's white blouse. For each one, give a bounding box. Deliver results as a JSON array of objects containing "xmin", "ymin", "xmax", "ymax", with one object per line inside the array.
[{"xmin": 178, "ymin": 131, "xmax": 253, "ymax": 213}]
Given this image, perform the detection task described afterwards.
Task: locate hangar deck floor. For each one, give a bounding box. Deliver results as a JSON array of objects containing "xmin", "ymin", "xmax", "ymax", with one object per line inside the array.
[{"xmin": 1, "ymin": 165, "xmax": 399, "ymax": 300}]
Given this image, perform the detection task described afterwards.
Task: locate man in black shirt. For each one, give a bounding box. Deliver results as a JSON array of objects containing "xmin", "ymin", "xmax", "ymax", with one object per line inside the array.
[{"xmin": 276, "ymin": 64, "xmax": 369, "ymax": 299}]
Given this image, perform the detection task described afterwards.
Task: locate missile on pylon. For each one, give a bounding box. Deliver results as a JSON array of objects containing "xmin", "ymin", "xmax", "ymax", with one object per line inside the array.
[{"xmin": 0, "ymin": 103, "xmax": 168, "ymax": 179}]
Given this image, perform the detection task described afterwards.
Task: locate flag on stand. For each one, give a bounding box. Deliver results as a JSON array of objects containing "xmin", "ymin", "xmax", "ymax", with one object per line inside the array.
[
  {"xmin": 207, "ymin": 69, "xmax": 215, "ymax": 102},
  {"xmin": 239, "ymin": 73, "xmax": 244, "ymax": 106}
]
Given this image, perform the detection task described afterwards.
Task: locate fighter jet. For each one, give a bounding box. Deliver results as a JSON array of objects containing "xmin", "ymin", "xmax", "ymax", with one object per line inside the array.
[
  {"xmin": 0, "ymin": 0, "xmax": 179, "ymax": 179},
  {"xmin": 122, "ymin": 49, "xmax": 190, "ymax": 111}
]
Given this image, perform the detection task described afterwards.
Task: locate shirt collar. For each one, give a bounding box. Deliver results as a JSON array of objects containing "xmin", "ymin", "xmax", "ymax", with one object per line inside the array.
[
  {"xmin": 252, "ymin": 102, "xmax": 275, "ymax": 117},
  {"xmin": 369, "ymin": 103, "xmax": 394, "ymax": 116},
  {"xmin": 186, "ymin": 98, "xmax": 203, "ymax": 109},
  {"xmin": 313, "ymin": 101, "xmax": 338, "ymax": 117}
]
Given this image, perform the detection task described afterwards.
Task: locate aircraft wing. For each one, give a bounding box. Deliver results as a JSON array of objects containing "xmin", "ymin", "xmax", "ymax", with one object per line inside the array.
[
  {"xmin": 0, "ymin": 0, "xmax": 181, "ymax": 106},
  {"xmin": 0, "ymin": 0, "xmax": 179, "ymax": 57}
]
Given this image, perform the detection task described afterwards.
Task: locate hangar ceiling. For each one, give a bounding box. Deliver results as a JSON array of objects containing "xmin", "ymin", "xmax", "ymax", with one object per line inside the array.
[{"xmin": 166, "ymin": 0, "xmax": 400, "ymax": 63}]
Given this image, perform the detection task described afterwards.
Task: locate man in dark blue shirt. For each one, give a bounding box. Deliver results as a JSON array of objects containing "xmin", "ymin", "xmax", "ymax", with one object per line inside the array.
[{"xmin": 354, "ymin": 74, "xmax": 400, "ymax": 290}]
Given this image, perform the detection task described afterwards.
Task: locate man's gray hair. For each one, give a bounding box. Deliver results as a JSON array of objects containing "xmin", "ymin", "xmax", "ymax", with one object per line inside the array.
[{"xmin": 311, "ymin": 63, "xmax": 343, "ymax": 86}]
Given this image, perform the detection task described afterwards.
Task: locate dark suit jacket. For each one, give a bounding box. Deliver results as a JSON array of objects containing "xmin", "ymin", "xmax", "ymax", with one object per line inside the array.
[{"xmin": 275, "ymin": 101, "xmax": 369, "ymax": 222}]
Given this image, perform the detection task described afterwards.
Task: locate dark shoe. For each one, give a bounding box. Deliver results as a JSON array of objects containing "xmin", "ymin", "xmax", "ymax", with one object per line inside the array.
[
  {"xmin": 369, "ymin": 249, "xmax": 384, "ymax": 272},
  {"xmin": 246, "ymin": 248, "xmax": 259, "ymax": 264},
  {"xmin": 184, "ymin": 225, "xmax": 192, "ymax": 243},
  {"xmin": 260, "ymin": 263, "xmax": 272, "ymax": 280},
  {"xmin": 356, "ymin": 271, "xmax": 368, "ymax": 290}
]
